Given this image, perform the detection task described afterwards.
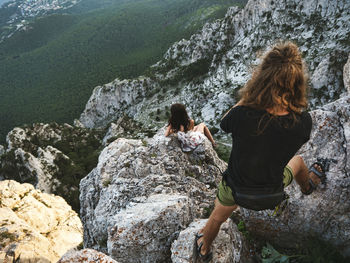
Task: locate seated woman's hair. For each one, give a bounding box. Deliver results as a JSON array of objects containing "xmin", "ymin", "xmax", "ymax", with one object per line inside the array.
[
  {"xmin": 239, "ymin": 41, "xmax": 308, "ymax": 114},
  {"xmin": 168, "ymin": 103, "xmax": 190, "ymax": 132}
]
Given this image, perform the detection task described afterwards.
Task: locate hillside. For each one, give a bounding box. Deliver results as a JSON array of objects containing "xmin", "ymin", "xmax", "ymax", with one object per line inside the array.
[
  {"xmin": 79, "ymin": 0, "xmax": 350, "ymax": 140},
  {"xmin": 0, "ymin": 0, "xmax": 246, "ymax": 143}
]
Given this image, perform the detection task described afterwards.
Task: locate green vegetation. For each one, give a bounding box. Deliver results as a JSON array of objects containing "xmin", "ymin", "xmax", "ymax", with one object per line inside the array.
[
  {"xmin": 235, "ymin": 220, "xmax": 350, "ymax": 262},
  {"xmin": 215, "ymin": 142, "xmax": 231, "ymax": 162},
  {"xmin": 0, "ymin": 0, "xmax": 245, "ymax": 143},
  {"xmin": 260, "ymin": 238, "xmax": 350, "ymax": 263},
  {"xmin": 0, "ymin": 149, "xmax": 38, "ymax": 185},
  {"xmin": 0, "ymin": 230, "xmax": 16, "ymax": 248},
  {"xmin": 236, "ymin": 220, "xmax": 253, "ymax": 241}
]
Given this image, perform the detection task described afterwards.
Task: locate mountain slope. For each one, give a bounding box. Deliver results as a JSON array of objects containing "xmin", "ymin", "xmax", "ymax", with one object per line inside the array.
[
  {"xmin": 79, "ymin": 0, "xmax": 350, "ymax": 138},
  {"xmin": 0, "ymin": 0, "xmax": 244, "ymax": 142}
]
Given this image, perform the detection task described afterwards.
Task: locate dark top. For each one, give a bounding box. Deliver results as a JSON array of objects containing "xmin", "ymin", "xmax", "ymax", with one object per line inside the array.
[{"xmin": 220, "ymin": 106, "xmax": 312, "ymax": 189}]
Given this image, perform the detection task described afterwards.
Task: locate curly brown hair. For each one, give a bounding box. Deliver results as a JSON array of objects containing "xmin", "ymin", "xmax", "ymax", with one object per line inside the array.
[{"xmin": 239, "ymin": 42, "xmax": 308, "ymax": 115}]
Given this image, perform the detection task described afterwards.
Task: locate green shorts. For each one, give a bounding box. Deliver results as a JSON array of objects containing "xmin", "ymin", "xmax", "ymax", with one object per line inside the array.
[{"xmin": 217, "ymin": 165, "xmax": 294, "ymax": 206}]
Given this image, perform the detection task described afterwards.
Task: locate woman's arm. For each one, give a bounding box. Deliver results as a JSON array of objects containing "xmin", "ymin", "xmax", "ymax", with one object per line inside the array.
[
  {"xmin": 188, "ymin": 119, "xmax": 195, "ymax": 130},
  {"xmin": 165, "ymin": 124, "xmax": 173, "ymax": 136}
]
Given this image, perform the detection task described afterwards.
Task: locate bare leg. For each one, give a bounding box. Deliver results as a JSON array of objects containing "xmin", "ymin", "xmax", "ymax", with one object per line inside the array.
[
  {"xmin": 287, "ymin": 155, "xmax": 322, "ymax": 192},
  {"xmin": 197, "ymin": 198, "xmax": 238, "ymax": 255},
  {"xmin": 194, "ymin": 123, "xmax": 216, "ymax": 146}
]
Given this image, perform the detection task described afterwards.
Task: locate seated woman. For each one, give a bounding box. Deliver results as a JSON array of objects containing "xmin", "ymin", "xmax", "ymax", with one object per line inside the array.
[{"xmin": 165, "ymin": 103, "xmax": 216, "ymax": 151}]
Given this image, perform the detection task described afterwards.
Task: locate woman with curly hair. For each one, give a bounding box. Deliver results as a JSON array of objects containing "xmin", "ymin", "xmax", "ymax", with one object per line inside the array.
[{"xmin": 193, "ymin": 42, "xmax": 326, "ymax": 262}]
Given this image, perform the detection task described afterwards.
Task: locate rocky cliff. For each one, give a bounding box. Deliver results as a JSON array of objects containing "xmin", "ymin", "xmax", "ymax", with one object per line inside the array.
[
  {"xmin": 79, "ymin": 0, "xmax": 350, "ymax": 134},
  {"xmin": 0, "ymin": 180, "xmax": 83, "ymax": 262},
  {"xmin": 0, "ymin": 122, "xmax": 104, "ymax": 212},
  {"xmin": 58, "ymin": 248, "xmax": 118, "ymax": 263},
  {"xmin": 79, "ymin": 130, "xmax": 226, "ymax": 259},
  {"xmin": 0, "ymin": 116, "xmax": 157, "ymax": 213}
]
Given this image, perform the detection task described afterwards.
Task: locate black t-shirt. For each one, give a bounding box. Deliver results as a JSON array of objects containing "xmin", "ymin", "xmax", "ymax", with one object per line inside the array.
[{"xmin": 220, "ymin": 106, "xmax": 312, "ymax": 188}]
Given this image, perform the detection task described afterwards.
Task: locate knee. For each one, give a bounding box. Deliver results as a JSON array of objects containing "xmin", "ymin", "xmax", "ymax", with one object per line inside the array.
[
  {"xmin": 288, "ymin": 155, "xmax": 306, "ymax": 174},
  {"xmin": 290, "ymin": 155, "xmax": 304, "ymax": 165},
  {"xmin": 294, "ymin": 155, "xmax": 304, "ymax": 163}
]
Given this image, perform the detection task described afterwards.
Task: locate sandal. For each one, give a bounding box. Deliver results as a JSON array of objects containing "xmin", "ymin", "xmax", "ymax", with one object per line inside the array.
[
  {"xmin": 301, "ymin": 162, "xmax": 327, "ymax": 195},
  {"xmin": 193, "ymin": 233, "xmax": 213, "ymax": 263}
]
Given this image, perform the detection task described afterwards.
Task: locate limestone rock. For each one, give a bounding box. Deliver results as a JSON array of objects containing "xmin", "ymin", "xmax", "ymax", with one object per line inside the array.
[
  {"xmin": 0, "ymin": 122, "xmax": 104, "ymax": 212},
  {"xmin": 241, "ymin": 95, "xmax": 350, "ymax": 257},
  {"xmin": 344, "ymin": 54, "xmax": 350, "ymax": 93},
  {"xmin": 6, "ymin": 124, "xmax": 62, "ymax": 151},
  {"xmin": 58, "ymin": 249, "xmax": 118, "ymax": 263},
  {"xmin": 102, "ymin": 123, "xmax": 124, "ymax": 146},
  {"xmin": 171, "ymin": 219, "xmax": 249, "ymax": 263},
  {"xmin": 0, "ymin": 145, "xmax": 4, "ymax": 157},
  {"xmin": 73, "ymin": 119, "xmax": 85, "ymax": 128},
  {"xmin": 0, "ymin": 180, "xmax": 83, "ymax": 263},
  {"xmin": 102, "ymin": 115, "xmax": 153, "ymax": 146},
  {"xmin": 108, "ymin": 194, "xmax": 192, "ymax": 262},
  {"xmin": 3, "ymin": 124, "xmax": 67, "ymax": 193},
  {"xmin": 80, "ymin": 77, "xmax": 159, "ymax": 128},
  {"xmin": 80, "ymin": 129, "xmax": 226, "ymax": 256}
]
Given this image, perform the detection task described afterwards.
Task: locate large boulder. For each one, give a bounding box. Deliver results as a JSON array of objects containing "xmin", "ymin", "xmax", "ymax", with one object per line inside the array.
[
  {"xmin": 171, "ymin": 219, "xmax": 249, "ymax": 263},
  {"xmin": 79, "ymin": 130, "xmax": 226, "ymax": 259},
  {"xmin": 58, "ymin": 249, "xmax": 118, "ymax": 263},
  {"xmin": 0, "ymin": 180, "xmax": 83, "ymax": 263},
  {"xmin": 108, "ymin": 194, "xmax": 192, "ymax": 262},
  {"xmin": 241, "ymin": 94, "xmax": 350, "ymax": 257}
]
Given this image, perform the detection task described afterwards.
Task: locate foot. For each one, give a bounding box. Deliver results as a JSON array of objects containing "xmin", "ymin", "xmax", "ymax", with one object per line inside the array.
[
  {"xmin": 211, "ymin": 141, "xmax": 217, "ymax": 148},
  {"xmin": 193, "ymin": 232, "xmax": 212, "ymax": 263},
  {"xmin": 197, "ymin": 233, "xmax": 210, "ymax": 256},
  {"xmin": 301, "ymin": 163, "xmax": 323, "ymax": 195}
]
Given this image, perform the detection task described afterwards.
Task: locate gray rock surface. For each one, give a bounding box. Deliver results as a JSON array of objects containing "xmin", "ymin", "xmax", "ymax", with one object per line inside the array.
[
  {"xmin": 0, "ymin": 180, "xmax": 83, "ymax": 263},
  {"xmin": 80, "ymin": 77, "xmax": 159, "ymax": 129},
  {"xmin": 58, "ymin": 248, "xmax": 118, "ymax": 263},
  {"xmin": 171, "ymin": 219, "xmax": 249, "ymax": 263},
  {"xmin": 101, "ymin": 115, "xmax": 153, "ymax": 146},
  {"xmin": 344, "ymin": 54, "xmax": 350, "ymax": 93},
  {"xmin": 80, "ymin": 129, "xmax": 226, "ymax": 257},
  {"xmin": 108, "ymin": 194, "xmax": 192, "ymax": 262},
  {"xmin": 1, "ymin": 122, "xmax": 103, "ymax": 197},
  {"xmin": 241, "ymin": 94, "xmax": 350, "ymax": 257},
  {"xmin": 0, "ymin": 144, "xmax": 4, "ymax": 156},
  {"xmin": 79, "ymin": 0, "xmax": 350, "ymax": 132}
]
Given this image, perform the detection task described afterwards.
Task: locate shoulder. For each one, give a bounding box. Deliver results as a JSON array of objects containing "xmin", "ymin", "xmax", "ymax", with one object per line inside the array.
[
  {"xmin": 226, "ymin": 105, "xmax": 246, "ymax": 117},
  {"xmin": 299, "ymin": 111, "xmax": 312, "ymax": 124}
]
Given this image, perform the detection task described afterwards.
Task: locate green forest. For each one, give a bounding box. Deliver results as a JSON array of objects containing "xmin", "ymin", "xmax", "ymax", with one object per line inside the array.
[{"xmin": 0, "ymin": 0, "xmax": 246, "ymax": 143}]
